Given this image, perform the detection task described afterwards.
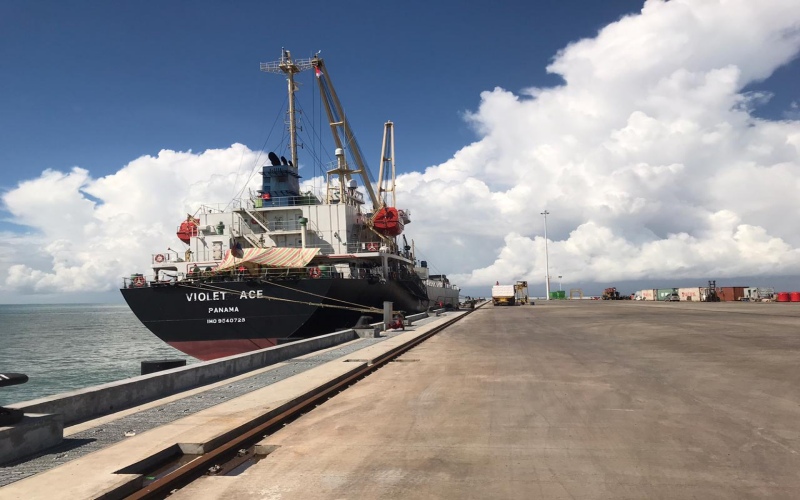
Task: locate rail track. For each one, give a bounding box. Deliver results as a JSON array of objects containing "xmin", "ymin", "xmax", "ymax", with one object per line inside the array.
[{"xmin": 122, "ymin": 304, "xmax": 483, "ymax": 499}]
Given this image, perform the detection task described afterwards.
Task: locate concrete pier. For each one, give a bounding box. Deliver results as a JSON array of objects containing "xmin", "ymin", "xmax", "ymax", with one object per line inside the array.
[{"xmin": 4, "ymin": 301, "xmax": 800, "ymax": 498}]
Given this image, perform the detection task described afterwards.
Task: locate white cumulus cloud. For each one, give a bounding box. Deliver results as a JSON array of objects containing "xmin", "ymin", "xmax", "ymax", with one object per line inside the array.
[
  {"xmin": 398, "ymin": 0, "xmax": 800, "ymax": 288},
  {"xmin": 1, "ymin": 145, "xmax": 264, "ymax": 297}
]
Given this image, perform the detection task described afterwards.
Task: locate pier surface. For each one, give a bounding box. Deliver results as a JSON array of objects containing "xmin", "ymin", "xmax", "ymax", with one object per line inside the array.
[{"xmin": 5, "ymin": 301, "xmax": 800, "ymax": 498}]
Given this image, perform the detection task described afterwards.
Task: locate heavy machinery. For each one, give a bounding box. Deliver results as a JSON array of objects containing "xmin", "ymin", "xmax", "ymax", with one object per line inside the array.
[
  {"xmin": 514, "ymin": 281, "xmax": 529, "ymax": 305},
  {"xmin": 601, "ymin": 287, "xmax": 621, "ymax": 300}
]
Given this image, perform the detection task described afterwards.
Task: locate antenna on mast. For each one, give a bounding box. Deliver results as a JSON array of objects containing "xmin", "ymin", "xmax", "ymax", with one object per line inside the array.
[{"xmin": 260, "ymin": 49, "xmax": 314, "ymax": 171}]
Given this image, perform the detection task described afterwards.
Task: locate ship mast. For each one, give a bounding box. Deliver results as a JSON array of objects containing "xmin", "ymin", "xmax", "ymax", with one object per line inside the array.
[
  {"xmin": 260, "ymin": 49, "xmax": 380, "ymax": 211},
  {"xmin": 260, "ymin": 49, "xmax": 313, "ymax": 170}
]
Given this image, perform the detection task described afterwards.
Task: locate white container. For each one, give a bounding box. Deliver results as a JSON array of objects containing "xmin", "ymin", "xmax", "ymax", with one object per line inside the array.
[
  {"xmin": 491, "ymin": 285, "xmax": 515, "ymax": 299},
  {"xmin": 678, "ymin": 287, "xmax": 702, "ymax": 301},
  {"xmin": 640, "ymin": 289, "xmax": 655, "ymax": 301}
]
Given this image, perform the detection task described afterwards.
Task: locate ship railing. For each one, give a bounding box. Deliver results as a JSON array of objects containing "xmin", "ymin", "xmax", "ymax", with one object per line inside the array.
[
  {"xmin": 192, "ymin": 266, "xmax": 394, "ymax": 283},
  {"xmin": 265, "ymin": 220, "xmax": 303, "ymax": 232},
  {"xmin": 250, "ymin": 194, "xmax": 321, "ymax": 209},
  {"xmin": 197, "ymin": 203, "xmax": 229, "ymax": 213},
  {"xmin": 425, "ymin": 279, "xmax": 459, "ymax": 290},
  {"xmin": 189, "ymin": 194, "xmax": 324, "ymax": 215},
  {"xmin": 123, "ymin": 263, "xmax": 416, "ymax": 289}
]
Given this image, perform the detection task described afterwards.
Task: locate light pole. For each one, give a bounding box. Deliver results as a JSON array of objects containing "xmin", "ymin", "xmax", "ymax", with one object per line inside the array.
[
  {"xmin": 558, "ymin": 275, "xmax": 562, "ymax": 291},
  {"xmin": 541, "ymin": 210, "xmax": 550, "ymax": 300}
]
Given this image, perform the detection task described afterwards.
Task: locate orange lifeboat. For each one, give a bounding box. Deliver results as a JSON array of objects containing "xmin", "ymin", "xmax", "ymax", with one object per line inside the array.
[
  {"xmin": 176, "ymin": 216, "xmax": 199, "ymax": 243},
  {"xmin": 371, "ymin": 207, "xmax": 404, "ymax": 236}
]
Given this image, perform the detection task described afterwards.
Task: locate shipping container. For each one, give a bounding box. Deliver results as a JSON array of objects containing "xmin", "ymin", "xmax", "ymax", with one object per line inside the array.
[
  {"xmin": 640, "ymin": 289, "xmax": 656, "ymax": 301},
  {"xmin": 492, "ymin": 285, "xmax": 515, "ymax": 306},
  {"xmin": 678, "ymin": 287, "xmax": 702, "ymax": 301},
  {"xmin": 716, "ymin": 286, "xmax": 747, "ymax": 302},
  {"xmin": 656, "ymin": 288, "xmax": 678, "ymax": 301},
  {"xmin": 744, "ymin": 287, "xmax": 774, "ymax": 300}
]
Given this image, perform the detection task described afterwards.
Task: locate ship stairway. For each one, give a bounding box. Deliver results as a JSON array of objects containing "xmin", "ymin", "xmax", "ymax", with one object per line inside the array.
[
  {"xmin": 241, "ymin": 233, "xmax": 263, "ymax": 248},
  {"xmin": 237, "ymin": 208, "xmax": 271, "ymax": 233}
]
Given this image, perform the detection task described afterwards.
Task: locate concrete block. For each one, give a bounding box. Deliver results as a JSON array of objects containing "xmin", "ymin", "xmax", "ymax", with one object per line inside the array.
[
  {"xmin": 354, "ymin": 327, "xmax": 381, "ymax": 338},
  {"xmin": 0, "ymin": 413, "xmax": 63, "ymax": 465},
  {"xmin": 405, "ymin": 312, "xmax": 428, "ymax": 326}
]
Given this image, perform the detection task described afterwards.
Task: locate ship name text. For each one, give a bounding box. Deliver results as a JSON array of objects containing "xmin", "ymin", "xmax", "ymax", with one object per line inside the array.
[{"xmin": 185, "ymin": 290, "xmax": 265, "ymax": 302}]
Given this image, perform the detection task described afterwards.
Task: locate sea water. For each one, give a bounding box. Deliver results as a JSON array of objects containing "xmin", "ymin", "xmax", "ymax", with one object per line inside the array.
[{"xmin": 0, "ymin": 304, "xmax": 196, "ymax": 405}]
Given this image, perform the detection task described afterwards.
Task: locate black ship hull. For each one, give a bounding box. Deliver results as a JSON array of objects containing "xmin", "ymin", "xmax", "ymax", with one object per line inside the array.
[{"xmin": 121, "ymin": 277, "xmax": 428, "ymax": 360}]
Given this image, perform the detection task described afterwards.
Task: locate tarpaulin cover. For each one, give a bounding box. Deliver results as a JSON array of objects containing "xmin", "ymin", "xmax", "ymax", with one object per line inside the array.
[{"xmin": 216, "ymin": 247, "xmax": 320, "ymax": 270}]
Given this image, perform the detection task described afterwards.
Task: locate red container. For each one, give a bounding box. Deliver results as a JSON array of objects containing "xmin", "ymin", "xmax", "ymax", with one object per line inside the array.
[
  {"xmin": 791, "ymin": 292, "xmax": 800, "ymax": 302},
  {"xmin": 777, "ymin": 292, "xmax": 791, "ymax": 302},
  {"xmin": 716, "ymin": 286, "xmax": 746, "ymax": 302}
]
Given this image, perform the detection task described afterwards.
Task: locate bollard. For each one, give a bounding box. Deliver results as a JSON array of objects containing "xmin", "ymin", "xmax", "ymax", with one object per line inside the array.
[
  {"xmin": 354, "ymin": 315, "xmax": 380, "ymax": 338},
  {"xmin": 0, "ymin": 373, "xmax": 29, "ymax": 426},
  {"xmin": 383, "ymin": 301, "xmax": 393, "ymax": 330}
]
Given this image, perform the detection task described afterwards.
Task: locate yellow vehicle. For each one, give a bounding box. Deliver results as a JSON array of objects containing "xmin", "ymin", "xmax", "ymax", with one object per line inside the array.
[{"xmin": 514, "ymin": 281, "xmax": 529, "ymax": 305}]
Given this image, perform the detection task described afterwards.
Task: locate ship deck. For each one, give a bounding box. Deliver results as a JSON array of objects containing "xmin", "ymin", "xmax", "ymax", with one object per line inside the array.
[{"xmin": 4, "ymin": 301, "xmax": 800, "ymax": 498}]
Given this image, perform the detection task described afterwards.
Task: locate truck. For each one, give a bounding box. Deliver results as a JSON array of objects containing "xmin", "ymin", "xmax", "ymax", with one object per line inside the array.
[{"xmin": 492, "ymin": 284, "xmax": 516, "ymax": 306}]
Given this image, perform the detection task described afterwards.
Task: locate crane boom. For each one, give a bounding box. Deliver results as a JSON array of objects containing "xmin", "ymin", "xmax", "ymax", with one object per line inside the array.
[{"xmin": 311, "ymin": 57, "xmax": 380, "ymax": 209}]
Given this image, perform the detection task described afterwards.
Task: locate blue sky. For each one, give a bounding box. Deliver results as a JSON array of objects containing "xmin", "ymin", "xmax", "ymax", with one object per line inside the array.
[
  {"xmin": 2, "ymin": 0, "xmax": 800, "ymax": 301},
  {"xmin": 2, "ymin": 0, "xmax": 658, "ymax": 192}
]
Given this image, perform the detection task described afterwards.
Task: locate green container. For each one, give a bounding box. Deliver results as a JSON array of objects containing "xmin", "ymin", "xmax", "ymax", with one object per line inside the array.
[
  {"xmin": 556, "ymin": 290, "xmax": 566, "ymax": 299},
  {"xmin": 656, "ymin": 288, "xmax": 677, "ymax": 300}
]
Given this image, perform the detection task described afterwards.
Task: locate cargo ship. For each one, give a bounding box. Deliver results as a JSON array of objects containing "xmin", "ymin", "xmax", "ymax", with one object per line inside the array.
[{"xmin": 120, "ymin": 50, "xmax": 460, "ymax": 360}]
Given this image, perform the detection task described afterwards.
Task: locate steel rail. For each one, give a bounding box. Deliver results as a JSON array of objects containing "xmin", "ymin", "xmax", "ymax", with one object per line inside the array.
[{"xmin": 123, "ymin": 303, "xmax": 484, "ymax": 499}]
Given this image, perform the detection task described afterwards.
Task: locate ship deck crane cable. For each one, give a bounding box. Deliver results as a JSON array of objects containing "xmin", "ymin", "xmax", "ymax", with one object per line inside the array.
[
  {"xmin": 254, "ymin": 276, "xmax": 385, "ymax": 312},
  {"xmin": 226, "ymin": 94, "xmax": 289, "ymax": 211}
]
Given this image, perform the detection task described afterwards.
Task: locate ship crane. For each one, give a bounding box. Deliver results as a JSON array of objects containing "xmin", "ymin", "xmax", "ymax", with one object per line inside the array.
[
  {"xmin": 310, "ymin": 55, "xmax": 380, "ymax": 209},
  {"xmin": 371, "ymin": 121, "xmax": 410, "ymax": 239},
  {"xmin": 261, "ymin": 50, "xmax": 408, "ymax": 248},
  {"xmin": 309, "ymin": 54, "xmax": 409, "ymax": 244}
]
